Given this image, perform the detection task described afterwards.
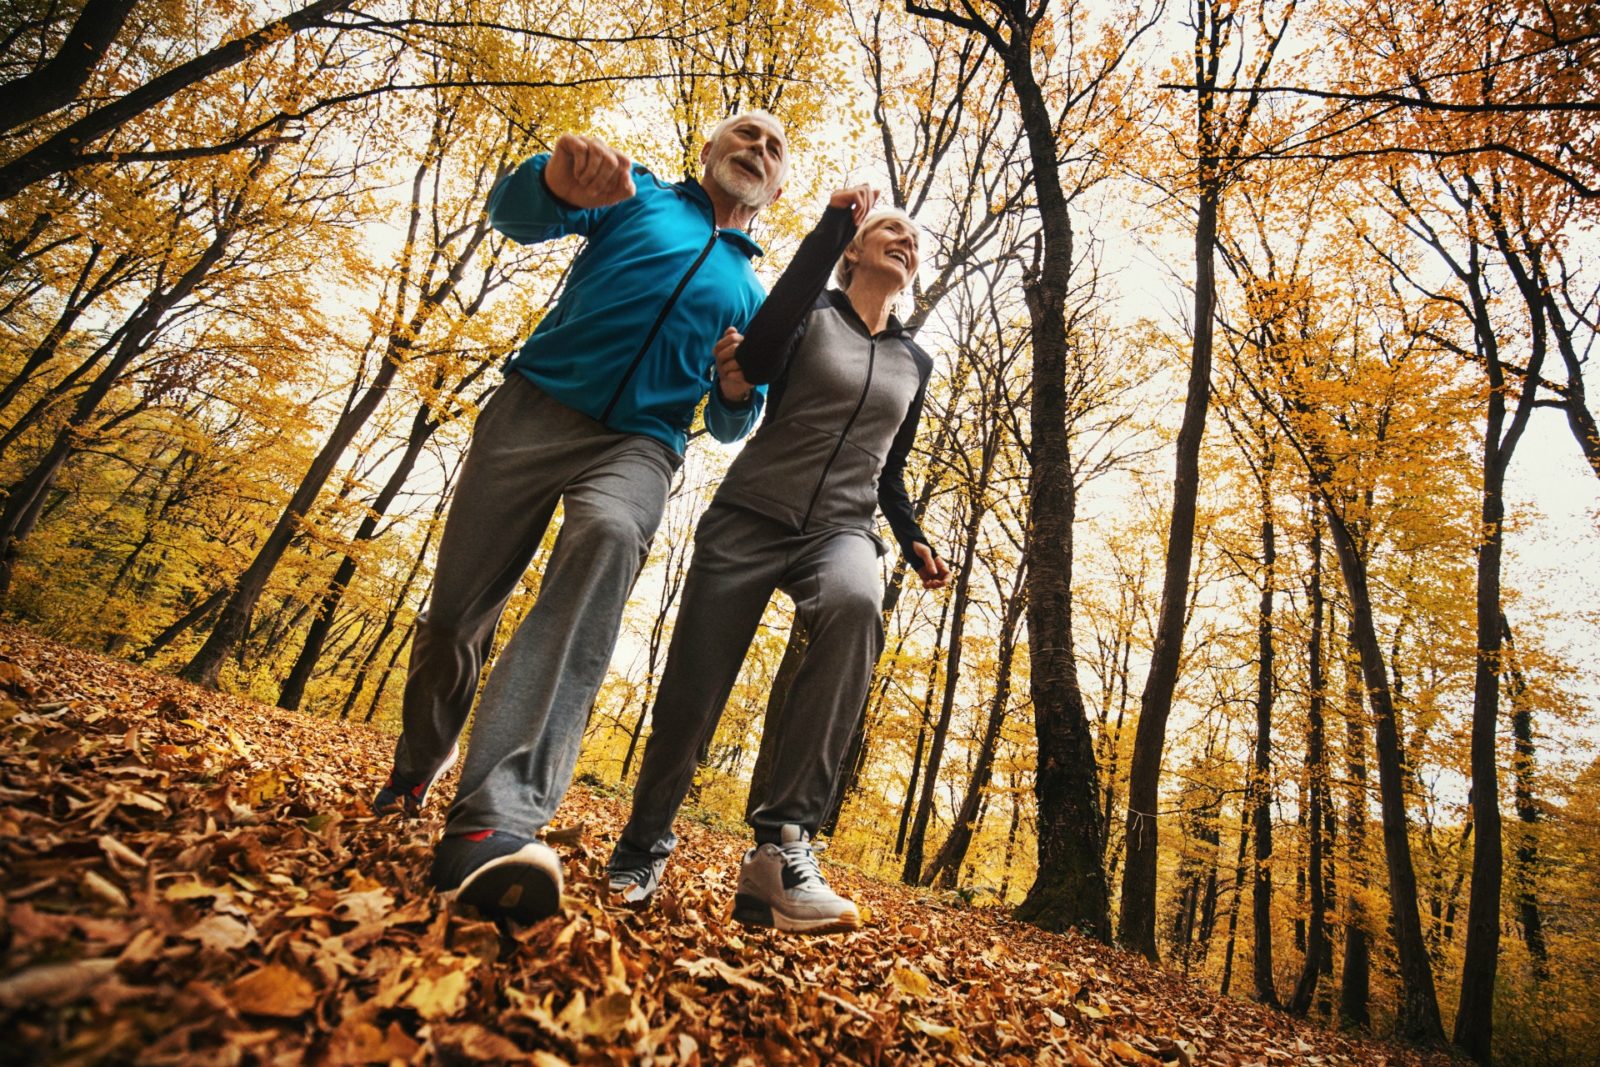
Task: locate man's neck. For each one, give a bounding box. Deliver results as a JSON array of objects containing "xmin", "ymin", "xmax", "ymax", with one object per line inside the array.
[{"xmin": 700, "ymin": 177, "xmax": 760, "ymax": 231}]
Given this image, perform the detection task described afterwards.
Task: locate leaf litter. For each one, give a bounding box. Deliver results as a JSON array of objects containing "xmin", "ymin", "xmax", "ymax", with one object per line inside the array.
[{"xmin": 0, "ymin": 625, "xmax": 1465, "ymax": 1065}]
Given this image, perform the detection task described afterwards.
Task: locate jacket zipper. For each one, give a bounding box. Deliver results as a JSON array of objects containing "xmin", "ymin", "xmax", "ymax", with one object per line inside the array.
[
  {"xmin": 601, "ymin": 227, "xmax": 720, "ymax": 423},
  {"xmin": 801, "ymin": 338, "xmax": 876, "ymax": 532}
]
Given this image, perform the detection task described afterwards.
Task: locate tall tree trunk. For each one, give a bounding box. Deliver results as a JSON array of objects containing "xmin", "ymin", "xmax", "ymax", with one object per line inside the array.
[
  {"xmin": 1219, "ymin": 794, "xmax": 1252, "ymax": 998},
  {"xmin": 1006, "ymin": 37, "xmax": 1108, "ymax": 945},
  {"xmin": 1500, "ymin": 614, "xmax": 1547, "ymax": 980},
  {"xmin": 1290, "ymin": 519, "xmax": 1330, "ymax": 1013},
  {"xmin": 1338, "ymin": 613, "xmax": 1371, "ymax": 1030},
  {"xmin": 1119, "ymin": 0, "xmax": 1235, "ymax": 958},
  {"xmin": 1251, "ymin": 503, "xmax": 1279, "ymax": 1006},
  {"xmin": 1454, "ymin": 186, "xmax": 1547, "ymax": 1064},
  {"xmin": 1321, "ymin": 503, "xmax": 1443, "ymax": 1043}
]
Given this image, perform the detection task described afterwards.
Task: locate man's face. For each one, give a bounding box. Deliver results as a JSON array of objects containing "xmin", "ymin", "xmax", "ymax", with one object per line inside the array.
[{"xmin": 702, "ymin": 115, "xmax": 787, "ymax": 210}]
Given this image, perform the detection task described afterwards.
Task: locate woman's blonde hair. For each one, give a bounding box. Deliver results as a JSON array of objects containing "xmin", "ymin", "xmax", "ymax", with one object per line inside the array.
[{"xmin": 834, "ymin": 208, "xmax": 920, "ymax": 291}]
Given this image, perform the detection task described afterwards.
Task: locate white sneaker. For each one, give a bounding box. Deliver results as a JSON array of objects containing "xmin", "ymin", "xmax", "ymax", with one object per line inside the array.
[{"xmin": 733, "ymin": 824, "xmax": 861, "ymax": 934}]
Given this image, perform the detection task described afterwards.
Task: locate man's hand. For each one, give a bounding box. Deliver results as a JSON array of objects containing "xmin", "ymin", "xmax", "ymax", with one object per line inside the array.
[
  {"xmin": 912, "ymin": 543, "xmax": 951, "ymax": 589},
  {"xmin": 545, "ymin": 133, "xmax": 636, "ymax": 209},
  {"xmin": 829, "ymin": 183, "xmax": 878, "ymax": 225},
  {"xmin": 715, "ymin": 327, "xmax": 753, "ymax": 405}
]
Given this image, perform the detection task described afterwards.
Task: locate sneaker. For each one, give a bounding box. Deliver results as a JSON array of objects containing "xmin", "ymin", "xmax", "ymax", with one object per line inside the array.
[
  {"xmin": 372, "ymin": 743, "xmax": 459, "ymax": 817},
  {"xmin": 606, "ymin": 851, "xmax": 667, "ymax": 906},
  {"xmin": 430, "ymin": 829, "xmax": 563, "ymax": 926},
  {"xmin": 732, "ymin": 824, "xmax": 861, "ymax": 934}
]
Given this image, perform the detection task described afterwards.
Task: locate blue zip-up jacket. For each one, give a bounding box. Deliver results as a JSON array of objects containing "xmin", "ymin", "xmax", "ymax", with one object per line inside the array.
[{"xmin": 487, "ymin": 153, "xmax": 768, "ymax": 454}]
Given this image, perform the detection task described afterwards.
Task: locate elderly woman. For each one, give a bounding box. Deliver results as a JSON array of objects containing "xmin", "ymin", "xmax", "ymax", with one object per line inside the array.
[{"xmin": 606, "ymin": 186, "xmax": 950, "ymax": 933}]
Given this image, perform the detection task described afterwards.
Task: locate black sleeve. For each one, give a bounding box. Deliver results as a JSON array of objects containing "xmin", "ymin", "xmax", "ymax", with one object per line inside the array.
[
  {"xmin": 734, "ymin": 204, "xmax": 858, "ymax": 385},
  {"xmin": 878, "ymin": 371, "xmax": 935, "ymax": 565}
]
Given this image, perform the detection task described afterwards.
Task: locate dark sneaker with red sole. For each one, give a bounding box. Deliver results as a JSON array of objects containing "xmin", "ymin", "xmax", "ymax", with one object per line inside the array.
[{"xmin": 430, "ymin": 829, "xmax": 563, "ymax": 926}]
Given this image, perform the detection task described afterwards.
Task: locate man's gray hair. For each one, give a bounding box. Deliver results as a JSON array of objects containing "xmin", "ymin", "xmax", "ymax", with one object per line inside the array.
[{"xmin": 707, "ymin": 110, "xmax": 790, "ymax": 188}]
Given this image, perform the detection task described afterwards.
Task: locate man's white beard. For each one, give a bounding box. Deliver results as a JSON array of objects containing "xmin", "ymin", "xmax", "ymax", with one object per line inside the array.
[{"xmin": 711, "ymin": 152, "xmax": 772, "ymax": 209}]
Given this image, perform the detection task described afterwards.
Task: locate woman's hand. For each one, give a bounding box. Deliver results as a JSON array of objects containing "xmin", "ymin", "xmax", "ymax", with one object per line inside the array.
[
  {"xmin": 715, "ymin": 327, "xmax": 753, "ymax": 404},
  {"xmin": 828, "ymin": 183, "xmax": 878, "ymax": 225},
  {"xmin": 912, "ymin": 543, "xmax": 951, "ymax": 590}
]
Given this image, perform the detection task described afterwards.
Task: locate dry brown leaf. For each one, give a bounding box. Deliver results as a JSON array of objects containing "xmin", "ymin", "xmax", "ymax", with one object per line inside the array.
[
  {"xmin": 575, "ymin": 991, "xmax": 632, "ymax": 1042},
  {"xmin": 333, "ymin": 886, "xmax": 393, "ymax": 925},
  {"xmin": 904, "ymin": 1014, "xmax": 971, "ymax": 1054},
  {"xmin": 184, "ymin": 914, "xmax": 257, "ymax": 954},
  {"xmin": 1106, "ymin": 1037, "xmax": 1163, "ymax": 1066},
  {"xmin": 227, "ymin": 963, "xmax": 317, "ymax": 1018},
  {"xmin": 326, "ymin": 1017, "xmax": 422, "ymax": 1065},
  {"xmin": 675, "ymin": 955, "xmax": 771, "ymax": 995},
  {"xmin": 403, "ymin": 955, "xmax": 479, "ymax": 1020},
  {"xmin": 890, "ymin": 964, "xmax": 934, "ymax": 999}
]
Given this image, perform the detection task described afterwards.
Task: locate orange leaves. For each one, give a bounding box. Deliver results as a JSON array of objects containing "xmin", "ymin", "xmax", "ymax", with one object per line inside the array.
[
  {"xmin": 0, "ymin": 627, "xmax": 1467, "ymax": 1066},
  {"xmin": 228, "ymin": 963, "xmax": 318, "ymax": 1018}
]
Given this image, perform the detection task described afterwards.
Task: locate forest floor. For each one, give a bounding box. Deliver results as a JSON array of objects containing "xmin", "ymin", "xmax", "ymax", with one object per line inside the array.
[{"xmin": 0, "ymin": 624, "xmax": 1465, "ymax": 1067}]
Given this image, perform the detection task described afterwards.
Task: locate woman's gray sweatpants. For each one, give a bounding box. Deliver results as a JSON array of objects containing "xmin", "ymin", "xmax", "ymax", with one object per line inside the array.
[
  {"xmin": 613, "ymin": 503, "xmax": 885, "ymax": 864},
  {"xmin": 388, "ymin": 374, "xmax": 680, "ymax": 839}
]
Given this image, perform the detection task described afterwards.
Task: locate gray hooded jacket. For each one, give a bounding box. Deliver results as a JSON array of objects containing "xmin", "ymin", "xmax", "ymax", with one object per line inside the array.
[{"xmin": 711, "ymin": 206, "xmax": 936, "ymax": 563}]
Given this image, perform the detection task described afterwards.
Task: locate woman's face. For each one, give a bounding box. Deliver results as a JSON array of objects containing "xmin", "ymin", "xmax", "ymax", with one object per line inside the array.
[{"xmin": 852, "ymin": 216, "xmax": 920, "ymax": 291}]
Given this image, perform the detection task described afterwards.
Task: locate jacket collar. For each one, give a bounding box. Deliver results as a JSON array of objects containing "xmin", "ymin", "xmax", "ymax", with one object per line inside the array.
[
  {"xmin": 824, "ymin": 288, "xmax": 910, "ymax": 339},
  {"xmin": 675, "ymin": 177, "xmax": 763, "ymax": 257}
]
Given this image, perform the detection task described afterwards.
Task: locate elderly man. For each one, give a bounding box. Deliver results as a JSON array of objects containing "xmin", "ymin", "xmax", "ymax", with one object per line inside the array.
[{"xmin": 373, "ymin": 112, "xmax": 789, "ymax": 926}]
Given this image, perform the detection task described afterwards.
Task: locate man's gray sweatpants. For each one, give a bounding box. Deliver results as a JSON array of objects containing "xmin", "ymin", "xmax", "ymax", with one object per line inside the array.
[
  {"xmin": 390, "ymin": 374, "xmax": 680, "ymax": 838},
  {"xmin": 613, "ymin": 503, "xmax": 885, "ymax": 864}
]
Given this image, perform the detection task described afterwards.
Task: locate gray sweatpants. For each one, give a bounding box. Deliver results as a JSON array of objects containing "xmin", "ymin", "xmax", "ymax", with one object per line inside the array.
[
  {"xmin": 390, "ymin": 374, "xmax": 680, "ymax": 838},
  {"xmin": 613, "ymin": 503, "xmax": 885, "ymax": 865}
]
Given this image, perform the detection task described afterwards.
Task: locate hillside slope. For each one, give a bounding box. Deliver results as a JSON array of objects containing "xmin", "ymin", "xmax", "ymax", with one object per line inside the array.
[{"xmin": 0, "ymin": 626, "xmax": 1461, "ymax": 1066}]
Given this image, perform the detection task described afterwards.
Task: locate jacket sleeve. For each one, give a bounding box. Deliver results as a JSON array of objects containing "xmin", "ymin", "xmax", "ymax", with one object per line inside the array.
[
  {"xmin": 487, "ymin": 153, "xmax": 632, "ymax": 244},
  {"xmin": 703, "ymin": 384, "xmax": 767, "ymax": 443},
  {"xmin": 734, "ymin": 204, "xmax": 858, "ymax": 385},
  {"xmin": 878, "ymin": 372, "xmax": 936, "ymax": 565}
]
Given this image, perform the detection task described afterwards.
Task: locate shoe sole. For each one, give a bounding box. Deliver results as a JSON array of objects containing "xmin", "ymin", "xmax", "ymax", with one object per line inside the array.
[
  {"xmin": 732, "ymin": 893, "xmax": 861, "ymax": 934},
  {"xmin": 450, "ymin": 847, "xmax": 563, "ymax": 926}
]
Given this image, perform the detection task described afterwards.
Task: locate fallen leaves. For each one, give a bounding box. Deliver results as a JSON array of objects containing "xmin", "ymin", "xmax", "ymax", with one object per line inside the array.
[
  {"xmin": 0, "ymin": 626, "xmax": 1470, "ymax": 1066},
  {"xmin": 228, "ymin": 963, "xmax": 319, "ymax": 1017}
]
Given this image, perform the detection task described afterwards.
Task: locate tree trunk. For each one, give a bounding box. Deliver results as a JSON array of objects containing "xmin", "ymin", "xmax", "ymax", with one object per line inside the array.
[
  {"xmin": 1321, "ymin": 502, "xmax": 1443, "ymax": 1043},
  {"xmin": 1251, "ymin": 505, "xmax": 1279, "ymax": 1005},
  {"xmin": 1219, "ymin": 794, "xmax": 1252, "ymax": 997},
  {"xmin": 1290, "ymin": 519, "xmax": 1330, "ymax": 1014},
  {"xmin": 1338, "ymin": 612, "xmax": 1371, "ymax": 1030},
  {"xmin": 1501, "ymin": 614, "xmax": 1548, "ymax": 980},
  {"xmin": 1119, "ymin": 3, "xmax": 1231, "ymax": 958}
]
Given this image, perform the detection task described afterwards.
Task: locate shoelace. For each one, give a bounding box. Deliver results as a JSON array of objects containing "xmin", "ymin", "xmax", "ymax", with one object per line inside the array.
[{"xmin": 777, "ymin": 841, "xmax": 828, "ymax": 889}]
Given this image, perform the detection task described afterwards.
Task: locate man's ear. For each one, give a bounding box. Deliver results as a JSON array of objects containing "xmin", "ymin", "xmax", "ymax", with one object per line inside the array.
[
  {"xmin": 699, "ymin": 139, "xmax": 713, "ymax": 166},
  {"xmin": 765, "ymin": 185, "xmax": 785, "ymax": 207}
]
